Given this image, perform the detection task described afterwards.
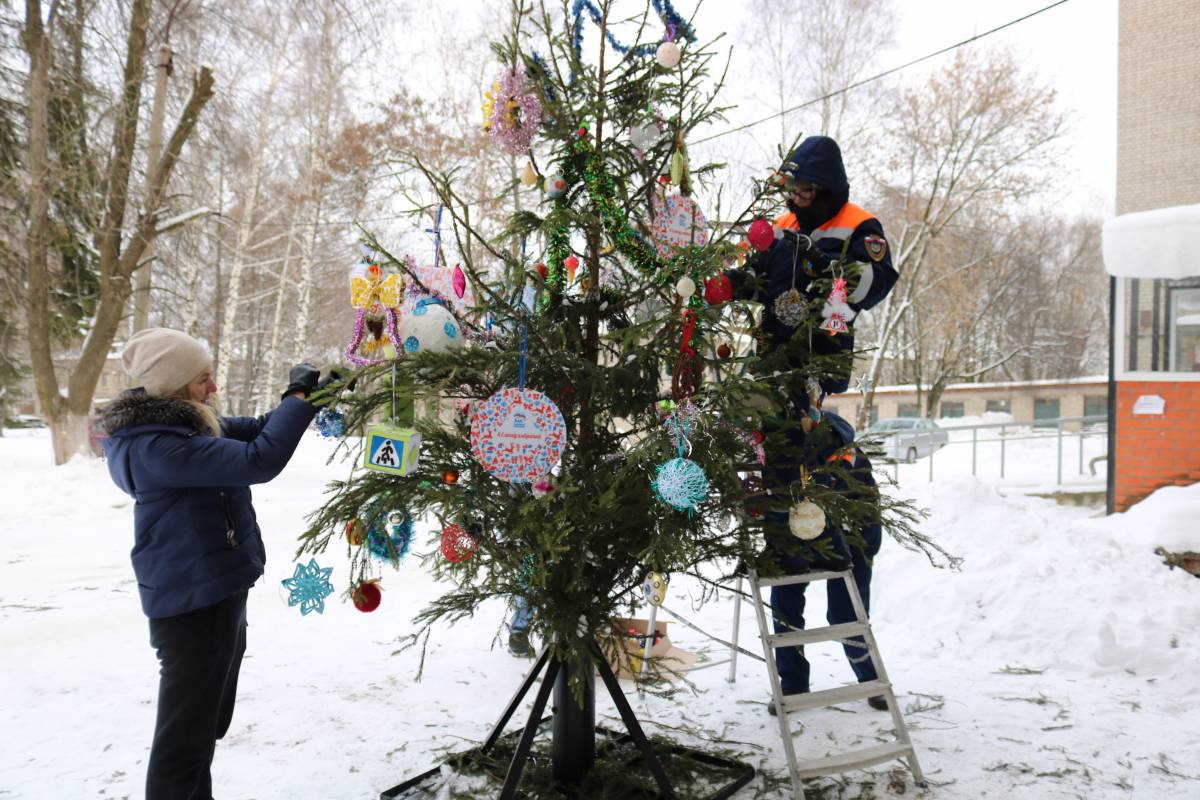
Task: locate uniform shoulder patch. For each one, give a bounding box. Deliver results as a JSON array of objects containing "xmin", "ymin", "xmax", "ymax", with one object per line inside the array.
[{"xmin": 864, "ymin": 235, "xmax": 887, "ymax": 262}]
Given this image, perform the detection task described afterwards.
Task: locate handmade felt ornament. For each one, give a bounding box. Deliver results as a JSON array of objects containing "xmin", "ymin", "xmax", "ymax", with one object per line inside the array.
[{"xmin": 345, "ymin": 260, "xmax": 404, "ymax": 366}]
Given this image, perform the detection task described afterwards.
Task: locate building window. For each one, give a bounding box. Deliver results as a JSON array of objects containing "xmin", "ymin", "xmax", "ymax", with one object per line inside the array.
[
  {"xmin": 897, "ymin": 403, "xmax": 920, "ymax": 418},
  {"xmin": 940, "ymin": 401, "xmax": 964, "ymax": 418},
  {"xmin": 1033, "ymin": 398, "xmax": 1060, "ymax": 427},
  {"xmin": 1084, "ymin": 396, "xmax": 1107, "ymax": 418},
  {"xmin": 1125, "ymin": 278, "xmax": 1200, "ymax": 372},
  {"xmin": 986, "ymin": 399, "xmax": 1011, "ymax": 414}
]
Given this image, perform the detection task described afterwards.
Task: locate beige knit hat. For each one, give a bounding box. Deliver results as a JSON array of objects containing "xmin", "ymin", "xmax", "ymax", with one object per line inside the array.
[{"xmin": 122, "ymin": 328, "xmax": 214, "ymax": 397}]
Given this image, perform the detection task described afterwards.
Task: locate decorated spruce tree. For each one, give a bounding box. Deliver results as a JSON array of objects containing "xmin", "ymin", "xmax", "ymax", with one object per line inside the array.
[{"xmin": 296, "ymin": 0, "xmax": 940, "ymax": 792}]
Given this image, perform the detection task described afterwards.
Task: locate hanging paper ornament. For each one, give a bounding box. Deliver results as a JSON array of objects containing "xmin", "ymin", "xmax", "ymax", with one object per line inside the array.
[
  {"xmin": 452, "ymin": 264, "xmax": 467, "ymax": 300},
  {"xmin": 531, "ymin": 473, "xmax": 556, "ymax": 498},
  {"xmin": 819, "ymin": 276, "xmax": 857, "ymax": 335},
  {"xmin": 398, "ymin": 301, "xmax": 463, "ymax": 355},
  {"xmin": 367, "ymin": 508, "xmax": 414, "ymax": 561},
  {"xmin": 675, "ymin": 276, "xmax": 696, "ymax": 300},
  {"xmin": 281, "ymin": 559, "xmax": 335, "ymax": 616},
  {"xmin": 564, "ymin": 255, "xmax": 580, "ymax": 282},
  {"xmin": 773, "ymin": 288, "xmax": 807, "ymax": 327},
  {"xmin": 345, "ymin": 518, "xmax": 366, "ymax": 546},
  {"xmin": 442, "ymin": 468, "xmax": 460, "ymax": 485},
  {"xmin": 653, "ymin": 457, "xmax": 709, "ymax": 514},
  {"xmin": 484, "ymin": 68, "xmax": 543, "ymax": 155},
  {"xmin": 521, "ymin": 161, "xmax": 538, "ymax": 186},
  {"xmin": 545, "ymin": 173, "xmax": 568, "ymax": 199},
  {"xmin": 642, "ymin": 572, "xmax": 668, "ymax": 607},
  {"xmin": 650, "ymin": 193, "xmax": 709, "ymax": 258},
  {"xmin": 629, "ymin": 120, "xmax": 661, "ymax": 151},
  {"xmin": 789, "ymin": 500, "xmax": 827, "ymax": 540},
  {"xmin": 470, "ymin": 388, "xmax": 567, "ymax": 483},
  {"xmin": 314, "ymin": 407, "xmax": 346, "ymax": 438},
  {"xmin": 352, "ymin": 580, "xmax": 382, "ymax": 613},
  {"xmin": 656, "ymin": 41, "xmax": 681, "ymax": 68},
  {"xmin": 346, "ymin": 261, "xmax": 404, "ymax": 367},
  {"xmin": 747, "ymin": 219, "xmax": 775, "ymax": 251},
  {"xmin": 440, "ymin": 523, "xmax": 478, "ymax": 563},
  {"xmin": 703, "ymin": 274, "xmax": 733, "ymax": 306},
  {"xmin": 717, "ymin": 343, "xmax": 732, "ymax": 360},
  {"xmin": 363, "ymin": 424, "xmax": 422, "ymax": 476}
]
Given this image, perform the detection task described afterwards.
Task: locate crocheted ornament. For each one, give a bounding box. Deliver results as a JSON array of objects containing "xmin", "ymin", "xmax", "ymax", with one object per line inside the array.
[
  {"xmin": 281, "ymin": 559, "xmax": 335, "ymax": 616},
  {"xmin": 653, "ymin": 457, "xmax": 709, "ymax": 513},
  {"xmin": 773, "ymin": 288, "xmax": 806, "ymax": 327},
  {"xmin": 484, "ymin": 69, "xmax": 543, "ymax": 155},
  {"xmin": 789, "ymin": 500, "xmax": 826, "ymax": 540}
]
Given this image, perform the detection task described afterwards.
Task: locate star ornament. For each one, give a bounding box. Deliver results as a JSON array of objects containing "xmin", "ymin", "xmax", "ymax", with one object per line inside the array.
[{"xmin": 281, "ymin": 559, "xmax": 335, "ymax": 616}]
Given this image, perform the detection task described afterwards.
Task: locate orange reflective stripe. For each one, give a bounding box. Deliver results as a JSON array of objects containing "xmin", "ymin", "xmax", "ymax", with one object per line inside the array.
[{"xmin": 773, "ymin": 203, "xmax": 876, "ymax": 238}]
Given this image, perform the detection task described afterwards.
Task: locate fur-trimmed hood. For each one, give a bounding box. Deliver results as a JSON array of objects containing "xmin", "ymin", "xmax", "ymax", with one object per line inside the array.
[{"xmin": 101, "ymin": 390, "xmax": 213, "ymax": 436}]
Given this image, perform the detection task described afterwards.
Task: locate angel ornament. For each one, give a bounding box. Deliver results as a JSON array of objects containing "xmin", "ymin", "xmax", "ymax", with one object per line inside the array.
[{"xmin": 345, "ymin": 251, "xmax": 404, "ymax": 366}]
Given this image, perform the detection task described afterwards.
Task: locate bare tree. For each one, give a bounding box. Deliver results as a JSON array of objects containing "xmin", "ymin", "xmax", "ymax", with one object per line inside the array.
[
  {"xmin": 854, "ymin": 47, "xmax": 1067, "ymax": 428},
  {"xmin": 21, "ymin": 0, "xmax": 214, "ymax": 463}
]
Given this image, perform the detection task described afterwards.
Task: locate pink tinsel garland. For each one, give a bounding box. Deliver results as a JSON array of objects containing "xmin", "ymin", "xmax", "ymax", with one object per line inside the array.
[{"xmin": 487, "ymin": 69, "xmax": 543, "ymax": 156}]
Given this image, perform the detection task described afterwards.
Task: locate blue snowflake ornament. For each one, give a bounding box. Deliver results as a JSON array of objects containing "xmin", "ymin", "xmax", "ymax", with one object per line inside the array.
[{"xmin": 281, "ymin": 559, "xmax": 335, "ymax": 615}]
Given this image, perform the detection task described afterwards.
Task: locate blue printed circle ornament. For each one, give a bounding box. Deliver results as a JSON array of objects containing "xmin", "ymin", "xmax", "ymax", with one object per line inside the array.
[
  {"xmin": 652, "ymin": 457, "xmax": 709, "ymax": 513},
  {"xmin": 398, "ymin": 302, "xmax": 462, "ymax": 355},
  {"xmin": 470, "ymin": 388, "xmax": 567, "ymax": 483}
]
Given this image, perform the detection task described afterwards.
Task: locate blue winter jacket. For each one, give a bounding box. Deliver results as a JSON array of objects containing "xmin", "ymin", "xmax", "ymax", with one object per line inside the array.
[{"xmin": 101, "ymin": 392, "xmax": 316, "ymax": 618}]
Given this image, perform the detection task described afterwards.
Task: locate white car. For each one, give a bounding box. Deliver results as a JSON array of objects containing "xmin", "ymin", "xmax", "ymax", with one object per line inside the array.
[{"xmin": 866, "ymin": 418, "xmax": 949, "ymax": 463}]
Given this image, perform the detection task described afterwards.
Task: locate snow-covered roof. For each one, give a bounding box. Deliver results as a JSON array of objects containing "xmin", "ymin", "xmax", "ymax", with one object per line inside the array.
[{"xmin": 1102, "ymin": 204, "xmax": 1200, "ymax": 279}]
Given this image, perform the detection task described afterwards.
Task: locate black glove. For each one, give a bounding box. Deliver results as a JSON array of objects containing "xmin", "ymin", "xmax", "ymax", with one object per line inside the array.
[
  {"xmin": 282, "ymin": 363, "xmax": 320, "ymax": 400},
  {"xmin": 782, "ymin": 229, "xmax": 829, "ymax": 276}
]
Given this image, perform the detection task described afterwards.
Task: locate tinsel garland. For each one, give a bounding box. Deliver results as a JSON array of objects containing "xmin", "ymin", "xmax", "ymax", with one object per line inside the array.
[{"xmin": 486, "ymin": 68, "xmax": 544, "ymax": 155}]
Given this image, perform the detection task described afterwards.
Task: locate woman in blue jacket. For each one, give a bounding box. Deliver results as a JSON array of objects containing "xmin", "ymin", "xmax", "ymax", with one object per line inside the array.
[{"xmin": 101, "ymin": 327, "xmax": 326, "ymax": 800}]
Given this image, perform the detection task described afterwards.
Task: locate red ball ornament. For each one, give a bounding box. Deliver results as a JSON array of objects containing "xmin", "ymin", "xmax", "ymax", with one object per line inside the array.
[
  {"xmin": 717, "ymin": 343, "xmax": 732, "ymax": 360},
  {"xmin": 747, "ymin": 219, "xmax": 774, "ymax": 251},
  {"xmin": 577, "ymin": 126, "xmax": 588, "ymax": 138},
  {"xmin": 440, "ymin": 524, "xmax": 478, "ymax": 563},
  {"xmin": 442, "ymin": 468, "xmax": 460, "ymax": 485},
  {"xmin": 535, "ymin": 262, "xmax": 549, "ymax": 280},
  {"xmin": 352, "ymin": 581, "xmax": 382, "ymax": 613},
  {"xmin": 704, "ymin": 274, "xmax": 733, "ymax": 306}
]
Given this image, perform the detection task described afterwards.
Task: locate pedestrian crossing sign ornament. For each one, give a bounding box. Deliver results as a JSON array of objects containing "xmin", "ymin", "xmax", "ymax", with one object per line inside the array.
[{"xmin": 364, "ymin": 424, "xmax": 422, "ymax": 476}]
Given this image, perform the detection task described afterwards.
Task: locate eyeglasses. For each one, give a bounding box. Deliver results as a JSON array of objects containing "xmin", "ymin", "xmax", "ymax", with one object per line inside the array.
[{"xmin": 786, "ymin": 183, "xmax": 819, "ymax": 198}]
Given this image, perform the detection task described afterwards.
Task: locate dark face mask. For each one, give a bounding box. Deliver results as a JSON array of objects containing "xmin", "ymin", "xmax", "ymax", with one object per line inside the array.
[{"xmin": 786, "ymin": 190, "xmax": 839, "ymax": 229}]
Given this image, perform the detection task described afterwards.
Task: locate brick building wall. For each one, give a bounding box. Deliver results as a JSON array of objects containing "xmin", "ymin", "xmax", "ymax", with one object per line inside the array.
[{"xmin": 1113, "ymin": 382, "xmax": 1200, "ymax": 510}]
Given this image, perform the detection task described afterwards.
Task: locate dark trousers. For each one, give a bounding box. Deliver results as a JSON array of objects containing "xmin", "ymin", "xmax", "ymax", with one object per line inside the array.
[
  {"xmin": 771, "ymin": 540, "xmax": 879, "ymax": 693},
  {"xmin": 146, "ymin": 590, "xmax": 248, "ymax": 800}
]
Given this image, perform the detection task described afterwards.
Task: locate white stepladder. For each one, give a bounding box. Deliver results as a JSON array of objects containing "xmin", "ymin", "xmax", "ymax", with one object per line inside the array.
[{"xmin": 746, "ymin": 567, "xmax": 925, "ymax": 799}]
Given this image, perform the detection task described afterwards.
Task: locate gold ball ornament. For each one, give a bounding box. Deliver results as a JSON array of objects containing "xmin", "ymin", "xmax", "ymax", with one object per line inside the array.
[{"xmin": 788, "ymin": 500, "xmax": 826, "ymax": 540}]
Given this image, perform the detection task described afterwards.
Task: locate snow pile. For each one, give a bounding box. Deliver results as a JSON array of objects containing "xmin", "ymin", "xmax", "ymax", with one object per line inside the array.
[{"xmin": 3, "ymin": 428, "xmax": 1199, "ymax": 798}]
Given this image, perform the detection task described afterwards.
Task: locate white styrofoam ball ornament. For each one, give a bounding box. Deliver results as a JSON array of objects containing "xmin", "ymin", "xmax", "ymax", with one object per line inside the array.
[
  {"xmin": 398, "ymin": 301, "xmax": 463, "ymax": 355},
  {"xmin": 545, "ymin": 173, "xmax": 568, "ymax": 199},
  {"xmin": 656, "ymin": 41, "xmax": 681, "ymax": 69},
  {"xmin": 675, "ymin": 276, "xmax": 696, "ymax": 299},
  {"xmin": 630, "ymin": 120, "xmax": 660, "ymax": 151},
  {"xmin": 788, "ymin": 500, "xmax": 826, "ymax": 540}
]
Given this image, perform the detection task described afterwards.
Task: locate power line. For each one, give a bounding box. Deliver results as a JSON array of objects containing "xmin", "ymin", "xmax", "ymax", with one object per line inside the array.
[{"xmin": 691, "ymin": 0, "xmax": 1073, "ymax": 146}]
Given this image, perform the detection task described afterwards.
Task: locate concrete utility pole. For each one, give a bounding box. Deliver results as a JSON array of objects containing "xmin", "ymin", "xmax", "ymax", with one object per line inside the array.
[{"xmin": 133, "ymin": 45, "xmax": 173, "ymax": 333}]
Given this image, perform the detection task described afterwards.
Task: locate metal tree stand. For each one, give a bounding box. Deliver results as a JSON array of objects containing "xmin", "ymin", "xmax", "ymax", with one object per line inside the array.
[{"xmin": 381, "ymin": 640, "xmax": 755, "ymax": 799}]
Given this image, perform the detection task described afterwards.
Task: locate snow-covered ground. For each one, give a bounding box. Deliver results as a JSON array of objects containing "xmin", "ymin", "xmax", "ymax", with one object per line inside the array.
[{"xmin": 2, "ymin": 427, "xmax": 1198, "ymax": 799}]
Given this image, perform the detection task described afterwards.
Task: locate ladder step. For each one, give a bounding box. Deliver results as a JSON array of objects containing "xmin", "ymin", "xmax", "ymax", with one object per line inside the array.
[
  {"xmin": 793, "ymin": 741, "xmax": 913, "ymax": 780},
  {"xmin": 755, "ymin": 570, "xmax": 848, "ymax": 588},
  {"xmin": 768, "ymin": 621, "xmax": 869, "ymax": 648},
  {"xmin": 779, "ymin": 680, "xmax": 890, "ymax": 713}
]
